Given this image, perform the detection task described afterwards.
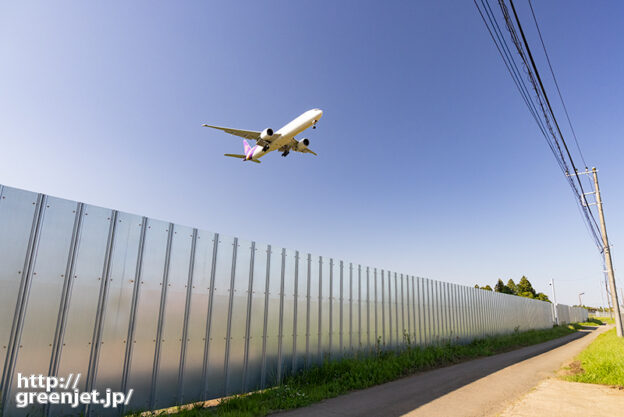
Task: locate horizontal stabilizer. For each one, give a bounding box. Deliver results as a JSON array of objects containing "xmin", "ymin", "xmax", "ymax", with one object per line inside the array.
[{"xmin": 224, "ymin": 154, "xmax": 261, "ymax": 163}]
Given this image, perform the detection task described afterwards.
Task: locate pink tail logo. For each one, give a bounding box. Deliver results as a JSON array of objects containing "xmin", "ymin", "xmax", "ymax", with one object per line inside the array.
[
  {"xmin": 243, "ymin": 140, "xmax": 256, "ymax": 160},
  {"xmin": 243, "ymin": 140, "xmax": 252, "ymax": 154}
]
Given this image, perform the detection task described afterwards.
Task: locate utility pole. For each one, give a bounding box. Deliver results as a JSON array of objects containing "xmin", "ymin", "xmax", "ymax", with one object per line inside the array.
[
  {"xmin": 603, "ymin": 274, "xmax": 613, "ymax": 316},
  {"xmin": 550, "ymin": 279, "xmax": 558, "ymax": 325},
  {"xmin": 592, "ymin": 167, "xmax": 623, "ymax": 337}
]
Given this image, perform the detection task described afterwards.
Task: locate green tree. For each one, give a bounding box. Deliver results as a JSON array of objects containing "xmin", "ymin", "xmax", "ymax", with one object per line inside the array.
[
  {"xmin": 494, "ymin": 279, "xmax": 513, "ymax": 294},
  {"xmin": 516, "ymin": 276, "xmax": 537, "ymax": 297},
  {"xmin": 535, "ymin": 292, "xmax": 551, "ymax": 302},
  {"xmin": 475, "ymin": 284, "xmax": 493, "ymax": 291},
  {"xmin": 507, "ymin": 279, "xmax": 517, "ymax": 295}
]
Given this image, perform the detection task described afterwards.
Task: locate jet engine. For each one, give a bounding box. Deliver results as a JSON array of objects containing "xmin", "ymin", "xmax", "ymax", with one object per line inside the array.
[
  {"xmin": 260, "ymin": 128, "xmax": 274, "ymax": 141},
  {"xmin": 297, "ymin": 138, "xmax": 310, "ymax": 151}
]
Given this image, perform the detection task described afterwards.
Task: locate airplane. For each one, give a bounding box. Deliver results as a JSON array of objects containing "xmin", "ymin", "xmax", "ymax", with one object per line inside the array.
[{"xmin": 202, "ymin": 108, "xmax": 322, "ymax": 163}]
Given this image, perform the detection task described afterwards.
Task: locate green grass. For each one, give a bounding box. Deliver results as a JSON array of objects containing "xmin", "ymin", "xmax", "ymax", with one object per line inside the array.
[
  {"xmin": 590, "ymin": 316, "xmax": 615, "ymax": 324},
  {"xmin": 577, "ymin": 317, "xmax": 606, "ymax": 326},
  {"xmin": 158, "ymin": 325, "xmax": 578, "ymax": 417},
  {"xmin": 566, "ymin": 328, "xmax": 624, "ymax": 387}
]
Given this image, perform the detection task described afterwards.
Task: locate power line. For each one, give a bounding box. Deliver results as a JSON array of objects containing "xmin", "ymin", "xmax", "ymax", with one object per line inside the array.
[
  {"xmin": 473, "ymin": 0, "xmax": 545, "ymax": 139},
  {"xmin": 527, "ymin": 0, "xmax": 588, "ymax": 170},
  {"xmin": 477, "ymin": 1, "xmax": 624, "ymax": 319},
  {"xmin": 474, "ymin": 0, "xmax": 566, "ymax": 176},
  {"xmin": 474, "ymin": 0, "xmax": 603, "ymax": 250},
  {"xmin": 505, "ymin": 0, "xmax": 603, "ymax": 248},
  {"xmin": 498, "ymin": 0, "xmax": 574, "ymax": 179},
  {"xmin": 526, "ymin": 0, "xmax": 597, "ymax": 204}
]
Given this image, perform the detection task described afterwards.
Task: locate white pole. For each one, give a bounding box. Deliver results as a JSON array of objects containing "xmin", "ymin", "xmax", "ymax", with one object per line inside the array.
[
  {"xmin": 578, "ymin": 292, "xmax": 584, "ymax": 307},
  {"xmin": 550, "ymin": 279, "xmax": 558, "ymax": 325}
]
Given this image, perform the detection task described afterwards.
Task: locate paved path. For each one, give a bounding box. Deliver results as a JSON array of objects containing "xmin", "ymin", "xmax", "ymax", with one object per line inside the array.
[
  {"xmin": 279, "ymin": 326, "xmax": 610, "ymax": 417},
  {"xmin": 499, "ymin": 378, "xmax": 624, "ymax": 417}
]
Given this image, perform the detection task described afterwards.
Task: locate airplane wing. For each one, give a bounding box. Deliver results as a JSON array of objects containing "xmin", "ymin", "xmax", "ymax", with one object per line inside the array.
[
  {"xmin": 202, "ymin": 124, "xmax": 261, "ymax": 140},
  {"xmin": 288, "ymin": 138, "xmax": 318, "ymax": 156}
]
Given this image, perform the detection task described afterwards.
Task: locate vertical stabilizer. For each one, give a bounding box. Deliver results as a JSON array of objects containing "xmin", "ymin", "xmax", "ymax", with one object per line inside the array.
[{"xmin": 243, "ymin": 140, "xmax": 252, "ymax": 155}]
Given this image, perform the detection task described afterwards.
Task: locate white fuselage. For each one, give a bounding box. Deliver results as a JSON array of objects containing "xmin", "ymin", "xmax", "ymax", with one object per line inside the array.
[{"xmin": 250, "ymin": 109, "xmax": 323, "ymax": 160}]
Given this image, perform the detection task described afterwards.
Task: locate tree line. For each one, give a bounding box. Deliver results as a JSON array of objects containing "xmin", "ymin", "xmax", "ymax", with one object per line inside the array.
[{"xmin": 474, "ymin": 276, "xmax": 551, "ymax": 302}]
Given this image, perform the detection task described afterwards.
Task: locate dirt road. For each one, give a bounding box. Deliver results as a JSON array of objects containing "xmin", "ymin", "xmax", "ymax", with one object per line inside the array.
[{"xmin": 279, "ymin": 326, "xmax": 609, "ymax": 417}]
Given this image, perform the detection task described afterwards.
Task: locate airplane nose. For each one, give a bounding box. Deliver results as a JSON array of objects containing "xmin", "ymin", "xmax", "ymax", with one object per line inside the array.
[{"xmin": 316, "ymin": 110, "xmax": 323, "ymax": 119}]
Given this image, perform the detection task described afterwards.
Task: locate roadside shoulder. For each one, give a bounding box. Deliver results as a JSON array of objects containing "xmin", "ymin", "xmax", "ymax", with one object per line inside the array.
[{"xmin": 499, "ymin": 378, "xmax": 624, "ymax": 417}]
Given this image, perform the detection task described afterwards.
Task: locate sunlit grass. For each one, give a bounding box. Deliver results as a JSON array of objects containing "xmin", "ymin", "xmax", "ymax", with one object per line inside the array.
[
  {"xmin": 567, "ymin": 328, "xmax": 624, "ymax": 387},
  {"xmin": 577, "ymin": 317, "xmax": 606, "ymax": 326},
  {"xmin": 590, "ymin": 316, "xmax": 615, "ymax": 324}
]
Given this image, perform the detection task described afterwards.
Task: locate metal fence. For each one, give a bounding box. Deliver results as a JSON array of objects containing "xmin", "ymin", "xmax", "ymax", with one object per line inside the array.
[
  {"xmin": 0, "ymin": 184, "xmax": 585, "ymax": 416},
  {"xmin": 591, "ymin": 310, "xmax": 620, "ymax": 318},
  {"xmin": 555, "ymin": 304, "xmax": 588, "ymax": 324}
]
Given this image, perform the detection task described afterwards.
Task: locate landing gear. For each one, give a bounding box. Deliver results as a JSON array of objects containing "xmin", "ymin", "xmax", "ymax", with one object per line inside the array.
[
  {"xmin": 262, "ymin": 145, "xmax": 270, "ymax": 152},
  {"xmin": 281, "ymin": 150, "xmax": 290, "ymax": 157},
  {"xmin": 312, "ymin": 119, "xmax": 318, "ymax": 129}
]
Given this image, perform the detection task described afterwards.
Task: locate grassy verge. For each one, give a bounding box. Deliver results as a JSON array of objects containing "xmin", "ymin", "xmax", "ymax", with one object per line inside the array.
[
  {"xmin": 160, "ymin": 325, "xmax": 578, "ymax": 417},
  {"xmin": 589, "ymin": 316, "xmax": 615, "ymax": 324},
  {"xmin": 566, "ymin": 328, "xmax": 624, "ymax": 387},
  {"xmin": 577, "ymin": 317, "xmax": 606, "ymax": 326}
]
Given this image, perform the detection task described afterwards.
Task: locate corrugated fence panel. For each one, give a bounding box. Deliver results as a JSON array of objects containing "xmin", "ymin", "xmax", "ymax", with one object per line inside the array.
[
  {"xmin": 180, "ymin": 228, "xmax": 214, "ymax": 403},
  {"xmin": 263, "ymin": 245, "xmax": 281, "ymax": 387},
  {"xmin": 9, "ymin": 197, "xmax": 77, "ymax": 417},
  {"xmin": 382, "ymin": 270, "xmax": 390, "ymax": 348},
  {"xmin": 294, "ymin": 252, "xmax": 307, "ymax": 372},
  {"xmin": 331, "ymin": 260, "xmax": 342, "ymax": 356},
  {"xmin": 0, "ymin": 186, "xmax": 37, "ymax": 388},
  {"xmin": 0, "ymin": 184, "xmax": 589, "ymax": 416},
  {"xmin": 54, "ymin": 205, "xmax": 113, "ymax": 417},
  {"xmin": 279, "ymin": 248, "xmax": 296, "ymax": 381},
  {"xmin": 367, "ymin": 268, "xmax": 375, "ymax": 349},
  {"xmin": 319, "ymin": 258, "xmax": 330, "ymax": 357},
  {"xmin": 125, "ymin": 218, "xmax": 169, "ymax": 412},
  {"xmin": 245, "ymin": 242, "xmax": 268, "ymax": 392},
  {"xmin": 225, "ymin": 238, "xmax": 252, "ymax": 395},
  {"xmin": 204, "ymin": 234, "xmax": 234, "ymax": 398},
  {"xmin": 339, "ymin": 262, "xmax": 348, "ymax": 354},
  {"xmin": 152, "ymin": 224, "xmax": 194, "ymax": 409},
  {"xmin": 92, "ymin": 211, "xmax": 143, "ymax": 417},
  {"xmin": 307, "ymin": 255, "xmax": 319, "ymax": 366},
  {"xmin": 351, "ymin": 264, "xmax": 360, "ymax": 350},
  {"xmin": 375, "ymin": 269, "xmax": 383, "ymax": 348}
]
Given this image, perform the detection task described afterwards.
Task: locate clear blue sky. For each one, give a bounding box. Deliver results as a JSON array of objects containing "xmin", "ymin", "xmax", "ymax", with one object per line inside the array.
[{"xmin": 1, "ymin": 1, "xmax": 623, "ymax": 307}]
